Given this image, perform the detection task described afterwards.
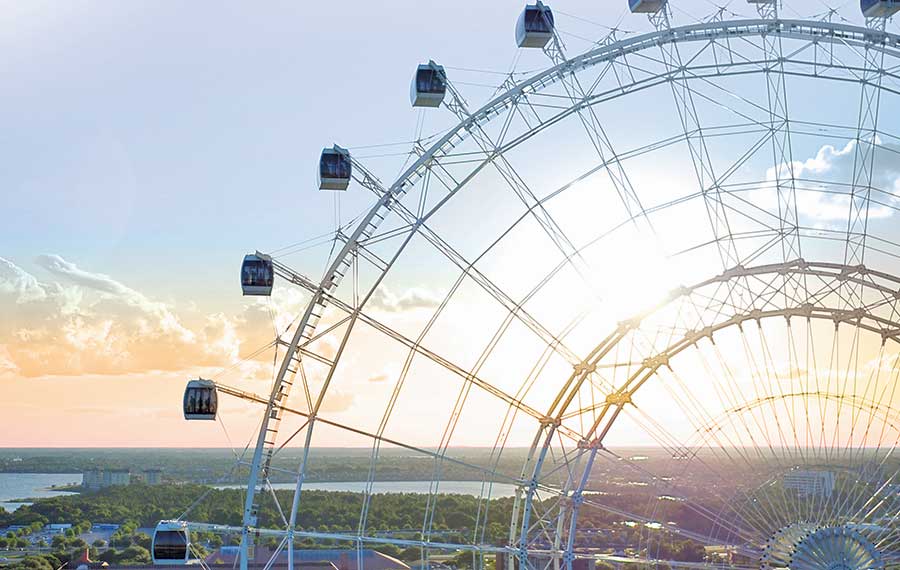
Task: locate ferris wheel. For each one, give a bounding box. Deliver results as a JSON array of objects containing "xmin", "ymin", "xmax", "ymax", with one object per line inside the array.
[{"xmin": 153, "ymin": 2, "xmax": 900, "ymax": 570}]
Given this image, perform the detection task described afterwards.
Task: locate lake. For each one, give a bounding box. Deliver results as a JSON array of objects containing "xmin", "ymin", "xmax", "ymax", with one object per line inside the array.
[
  {"xmin": 217, "ymin": 480, "xmax": 519, "ymax": 497},
  {"xmin": 0, "ymin": 474, "xmax": 517, "ymax": 513},
  {"xmin": 0, "ymin": 473, "xmax": 82, "ymax": 512}
]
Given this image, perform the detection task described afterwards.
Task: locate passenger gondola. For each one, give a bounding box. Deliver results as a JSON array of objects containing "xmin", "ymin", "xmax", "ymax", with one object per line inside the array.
[
  {"xmin": 183, "ymin": 379, "xmax": 217, "ymax": 421},
  {"xmin": 318, "ymin": 146, "xmax": 352, "ymax": 190},
  {"xmin": 152, "ymin": 521, "xmax": 191, "ymax": 565},
  {"xmin": 861, "ymin": 0, "xmax": 900, "ymax": 17},
  {"xmin": 516, "ymin": 2, "xmax": 555, "ymax": 48},
  {"xmin": 629, "ymin": 0, "xmax": 666, "ymax": 13},
  {"xmin": 241, "ymin": 253, "xmax": 274, "ymax": 296},
  {"xmin": 410, "ymin": 61, "xmax": 447, "ymax": 108}
]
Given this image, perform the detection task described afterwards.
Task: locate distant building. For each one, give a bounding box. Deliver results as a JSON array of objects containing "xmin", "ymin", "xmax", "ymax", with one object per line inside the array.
[
  {"xmin": 103, "ymin": 469, "xmax": 131, "ymax": 487},
  {"xmin": 46, "ymin": 523, "xmax": 73, "ymax": 534},
  {"xmin": 143, "ymin": 468, "xmax": 163, "ymax": 485},
  {"xmin": 783, "ymin": 470, "xmax": 835, "ymax": 498},
  {"xmin": 83, "ymin": 470, "xmax": 104, "ymax": 490},
  {"xmin": 704, "ymin": 545, "xmax": 736, "ymax": 564},
  {"xmin": 92, "ymin": 523, "xmax": 120, "ymax": 532},
  {"xmin": 84, "ymin": 469, "xmax": 132, "ymax": 489}
]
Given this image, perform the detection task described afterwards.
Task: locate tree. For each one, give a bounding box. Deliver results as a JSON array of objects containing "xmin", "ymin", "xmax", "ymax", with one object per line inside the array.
[
  {"xmin": 98, "ymin": 549, "xmax": 119, "ymax": 564},
  {"xmin": 117, "ymin": 545, "xmax": 152, "ymax": 565},
  {"xmin": 6, "ymin": 555, "xmax": 54, "ymax": 570},
  {"xmin": 51, "ymin": 549, "xmax": 72, "ymax": 565},
  {"xmin": 109, "ymin": 529, "xmax": 133, "ymax": 548},
  {"xmin": 134, "ymin": 532, "xmax": 151, "ymax": 550},
  {"xmin": 93, "ymin": 539, "xmax": 107, "ymax": 548},
  {"xmin": 451, "ymin": 551, "xmax": 474, "ymax": 569},
  {"xmin": 374, "ymin": 544, "xmax": 402, "ymax": 558},
  {"xmin": 400, "ymin": 547, "xmax": 422, "ymax": 562},
  {"xmin": 193, "ymin": 543, "xmax": 209, "ymax": 559}
]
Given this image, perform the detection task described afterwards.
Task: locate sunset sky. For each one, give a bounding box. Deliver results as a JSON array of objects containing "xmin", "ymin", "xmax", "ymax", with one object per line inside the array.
[{"xmin": 3, "ymin": 0, "xmax": 900, "ymax": 450}]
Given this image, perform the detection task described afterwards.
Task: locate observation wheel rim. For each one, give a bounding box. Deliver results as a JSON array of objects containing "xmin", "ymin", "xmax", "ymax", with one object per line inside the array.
[
  {"xmin": 233, "ymin": 15, "xmax": 900, "ymax": 570},
  {"xmin": 275, "ymin": 14, "xmax": 900, "ymax": 452}
]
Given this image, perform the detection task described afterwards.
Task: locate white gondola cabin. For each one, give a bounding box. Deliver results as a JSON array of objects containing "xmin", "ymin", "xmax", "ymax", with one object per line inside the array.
[
  {"xmin": 152, "ymin": 521, "xmax": 191, "ymax": 565},
  {"xmin": 516, "ymin": 2, "xmax": 555, "ymax": 48},
  {"xmin": 318, "ymin": 146, "xmax": 352, "ymax": 191},
  {"xmin": 861, "ymin": 0, "xmax": 900, "ymax": 17},
  {"xmin": 241, "ymin": 253, "xmax": 274, "ymax": 296},
  {"xmin": 183, "ymin": 379, "xmax": 217, "ymax": 421},
  {"xmin": 410, "ymin": 61, "xmax": 447, "ymax": 108},
  {"xmin": 629, "ymin": 0, "xmax": 666, "ymax": 13}
]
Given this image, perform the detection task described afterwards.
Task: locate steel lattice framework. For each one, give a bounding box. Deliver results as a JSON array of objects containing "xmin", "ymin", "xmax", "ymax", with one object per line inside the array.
[{"xmin": 174, "ymin": 8, "xmax": 900, "ymax": 570}]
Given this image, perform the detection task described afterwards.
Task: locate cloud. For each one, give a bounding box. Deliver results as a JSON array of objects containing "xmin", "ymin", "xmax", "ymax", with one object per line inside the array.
[
  {"xmin": 36, "ymin": 254, "xmax": 138, "ymax": 298},
  {"xmin": 0, "ymin": 347, "xmax": 18, "ymax": 378},
  {"xmin": 0, "ymin": 256, "xmax": 83, "ymax": 311},
  {"xmin": 35, "ymin": 254, "xmax": 194, "ymax": 341},
  {"xmin": 0, "ymin": 255, "xmax": 276, "ymax": 378},
  {"xmin": 0, "ymin": 257, "xmax": 51, "ymax": 303},
  {"xmin": 0, "ymin": 255, "xmax": 438, "ymax": 415},
  {"xmin": 366, "ymin": 366, "xmax": 399, "ymax": 383},
  {"xmin": 367, "ymin": 372, "xmax": 390, "ymax": 383},
  {"xmin": 764, "ymin": 140, "xmax": 900, "ymax": 221},
  {"xmin": 368, "ymin": 286, "xmax": 442, "ymax": 312}
]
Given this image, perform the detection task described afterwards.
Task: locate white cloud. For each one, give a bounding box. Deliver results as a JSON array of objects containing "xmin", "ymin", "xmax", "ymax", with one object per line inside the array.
[
  {"xmin": 0, "ymin": 255, "xmax": 256, "ymax": 377},
  {"xmin": 0, "ymin": 347, "xmax": 18, "ymax": 377},
  {"xmin": 0, "ymin": 256, "xmax": 66, "ymax": 305},
  {"xmin": 764, "ymin": 140, "xmax": 900, "ymax": 221},
  {"xmin": 367, "ymin": 372, "xmax": 390, "ymax": 383},
  {"xmin": 366, "ymin": 365, "xmax": 399, "ymax": 383},
  {"xmin": 368, "ymin": 286, "xmax": 443, "ymax": 312},
  {"xmin": 0, "ymin": 255, "xmax": 437, "ymax": 383},
  {"xmin": 35, "ymin": 254, "xmax": 194, "ymax": 341}
]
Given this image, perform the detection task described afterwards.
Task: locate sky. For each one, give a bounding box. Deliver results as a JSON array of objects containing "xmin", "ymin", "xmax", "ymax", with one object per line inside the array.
[{"xmin": 3, "ymin": 0, "xmax": 900, "ymax": 450}]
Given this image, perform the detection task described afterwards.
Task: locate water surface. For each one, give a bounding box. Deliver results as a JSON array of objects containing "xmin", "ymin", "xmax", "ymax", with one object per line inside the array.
[
  {"xmin": 217, "ymin": 480, "xmax": 518, "ymax": 497},
  {"xmin": 0, "ymin": 473, "xmax": 82, "ymax": 512}
]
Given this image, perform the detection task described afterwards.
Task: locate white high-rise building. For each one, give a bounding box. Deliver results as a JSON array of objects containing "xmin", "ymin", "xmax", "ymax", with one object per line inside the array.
[{"xmin": 783, "ymin": 470, "xmax": 835, "ymax": 498}]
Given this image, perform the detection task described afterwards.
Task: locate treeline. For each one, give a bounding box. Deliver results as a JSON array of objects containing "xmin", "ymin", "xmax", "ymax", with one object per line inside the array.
[
  {"xmin": 1, "ymin": 484, "xmax": 724, "ymax": 540},
  {"xmin": 0, "ymin": 485, "xmax": 717, "ymax": 566},
  {"xmin": 0, "ymin": 485, "xmax": 518, "ymax": 543},
  {"xmin": 0, "ymin": 449, "xmax": 533, "ymax": 485}
]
